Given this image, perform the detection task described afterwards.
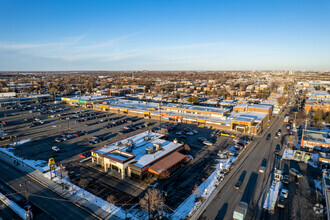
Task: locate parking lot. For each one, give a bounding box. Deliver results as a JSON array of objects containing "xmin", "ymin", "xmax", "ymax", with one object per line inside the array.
[{"xmin": 0, "ymin": 102, "xmax": 248, "ymax": 212}]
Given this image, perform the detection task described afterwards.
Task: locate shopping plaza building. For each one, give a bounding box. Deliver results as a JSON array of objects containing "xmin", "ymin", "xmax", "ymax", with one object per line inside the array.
[{"xmin": 62, "ymin": 96, "xmax": 274, "ymax": 135}]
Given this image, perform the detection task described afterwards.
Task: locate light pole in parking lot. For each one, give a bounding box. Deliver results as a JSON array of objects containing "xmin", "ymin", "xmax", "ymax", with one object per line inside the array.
[
  {"xmin": 67, "ymin": 118, "xmax": 70, "ymax": 131},
  {"xmin": 159, "ymin": 101, "xmax": 162, "ymax": 127}
]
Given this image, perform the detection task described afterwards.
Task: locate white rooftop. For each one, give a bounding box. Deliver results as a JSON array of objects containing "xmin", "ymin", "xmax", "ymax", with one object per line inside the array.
[{"xmin": 94, "ymin": 131, "xmax": 182, "ymax": 168}]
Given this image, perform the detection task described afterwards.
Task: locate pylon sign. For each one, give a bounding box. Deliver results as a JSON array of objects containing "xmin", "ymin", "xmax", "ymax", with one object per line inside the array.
[{"xmin": 48, "ymin": 158, "xmax": 55, "ymax": 166}]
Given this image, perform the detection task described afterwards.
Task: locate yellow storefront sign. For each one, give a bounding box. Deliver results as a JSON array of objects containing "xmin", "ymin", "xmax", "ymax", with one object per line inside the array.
[
  {"xmin": 48, "ymin": 158, "xmax": 55, "ymax": 166},
  {"xmin": 197, "ymin": 119, "xmax": 206, "ymax": 123}
]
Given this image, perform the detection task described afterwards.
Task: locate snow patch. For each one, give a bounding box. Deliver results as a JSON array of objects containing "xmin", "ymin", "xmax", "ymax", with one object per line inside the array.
[
  {"xmin": 0, "ymin": 147, "xmax": 46, "ymax": 172},
  {"xmin": 13, "ymin": 139, "xmax": 31, "ymax": 146},
  {"xmin": 43, "ymin": 167, "xmax": 139, "ymax": 220}
]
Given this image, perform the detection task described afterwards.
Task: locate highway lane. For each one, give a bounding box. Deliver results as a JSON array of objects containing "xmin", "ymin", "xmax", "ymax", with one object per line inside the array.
[
  {"xmin": 0, "ymin": 159, "xmax": 97, "ymax": 220},
  {"xmin": 199, "ymin": 111, "xmax": 287, "ymax": 220}
]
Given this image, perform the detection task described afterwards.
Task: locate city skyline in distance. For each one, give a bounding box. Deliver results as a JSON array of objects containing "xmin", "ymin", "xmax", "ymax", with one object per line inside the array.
[{"xmin": 0, "ymin": 0, "xmax": 330, "ymax": 71}]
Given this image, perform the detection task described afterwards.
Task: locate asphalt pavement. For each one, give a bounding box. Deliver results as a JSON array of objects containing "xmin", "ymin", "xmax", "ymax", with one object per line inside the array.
[
  {"xmin": 0, "ymin": 159, "xmax": 97, "ymax": 220},
  {"xmin": 198, "ymin": 111, "xmax": 287, "ymax": 220}
]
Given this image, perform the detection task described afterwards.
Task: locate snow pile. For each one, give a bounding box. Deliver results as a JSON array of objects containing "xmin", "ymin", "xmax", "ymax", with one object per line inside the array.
[
  {"xmin": 43, "ymin": 167, "xmax": 139, "ymax": 220},
  {"xmin": 0, "ymin": 147, "xmax": 46, "ymax": 172},
  {"xmin": 13, "ymin": 139, "xmax": 31, "ymax": 146},
  {"xmin": 0, "ymin": 192, "xmax": 26, "ymax": 218}
]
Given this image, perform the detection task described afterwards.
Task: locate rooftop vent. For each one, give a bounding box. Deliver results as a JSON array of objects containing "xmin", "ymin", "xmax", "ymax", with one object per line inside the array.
[{"xmin": 154, "ymin": 143, "xmax": 162, "ymax": 150}]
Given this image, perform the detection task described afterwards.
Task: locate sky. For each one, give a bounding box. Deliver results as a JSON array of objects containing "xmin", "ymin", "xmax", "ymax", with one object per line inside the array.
[{"xmin": 0, "ymin": 0, "xmax": 329, "ymax": 71}]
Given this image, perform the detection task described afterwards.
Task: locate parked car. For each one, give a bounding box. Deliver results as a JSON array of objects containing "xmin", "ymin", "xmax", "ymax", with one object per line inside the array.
[
  {"xmin": 277, "ymin": 196, "xmax": 285, "ymax": 208},
  {"xmin": 290, "ymin": 168, "xmax": 302, "ymax": 178},
  {"xmin": 203, "ymin": 140, "xmax": 213, "ymax": 146},
  {"xmin": 186, "ymin": 131, "xmax": 194, "ymax": 136},
  {"xmin": 52, "ymin": 146, "xmax": 60, "ymax": 152},
  {"xmin": 280, "ymin": 188, "xmax": 288, "ymax": 199},
  {"xmin": 179, "ymin": 135, "xmax": 187, "ymax": 139},
  {"xmin": 198, "ymin": 137, "xmax": 207, "ymax": 142},
  {"xmin": 274, "ymin": 144, "xmax": 281, "ymax": 155},
  {"xmin": 282, "ymin": 174, "xmax": 289, "ymax": 184},
  {"xmin": 55, "ymin": 137, "xmax": 66, "ymax": 142},
  {"xmin": 152, "ymin": 127, "xmax": 160, "ymax": 132},
  {"xmin": 88, "ymin": 139, "xmax": 100, "ymax": 144},
  {"xmin": 74, "ymin": 131, "xmax": 87, "ymax": 137},
  {"xmin": 266, "ymin": 134, "xmax": 271, "ymax": 140},
  {"xmin": 78, "ymin": 152, "xmax": 91, "ymax": 158},
  {"xmin": 193, "ymin": 129, "xmax": 198, "ymax": 134}
]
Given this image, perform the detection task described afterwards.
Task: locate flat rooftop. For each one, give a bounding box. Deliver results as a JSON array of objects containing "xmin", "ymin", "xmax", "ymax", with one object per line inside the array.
[
  {"xmin": 303, "ymin": 130, "xmax": 330, "ymax": 144},
  {"xmin": 94, "ymin": 131, "xmax": 183, "ymax": 168},
  {"xmin": 230, "ymin": 112, "xmax": 268, "ymax": 122},
  {"xmin": 66, "ymin": 95, "xmax": 108, "ymax": 101}
]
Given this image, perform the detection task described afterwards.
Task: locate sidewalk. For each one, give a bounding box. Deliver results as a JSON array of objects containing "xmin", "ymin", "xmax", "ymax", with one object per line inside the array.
[{"xmin": 0, "ymin": 150, "xmax": 121, "ymax": 220}]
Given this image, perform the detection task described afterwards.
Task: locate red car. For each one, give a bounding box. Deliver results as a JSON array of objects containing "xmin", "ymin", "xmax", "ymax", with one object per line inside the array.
[
  {"xmin": 74, "ymin": 131, "xmax": 87, "ymax": 137},
  {"xmin": 78, "ymin": 152, "xmax": 91, "ymax": 158}
]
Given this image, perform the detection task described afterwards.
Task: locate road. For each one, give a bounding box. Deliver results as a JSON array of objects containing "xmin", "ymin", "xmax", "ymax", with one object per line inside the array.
[
  {"xmin": 0, "ymin": 159, "xmax": 97, "ymax": 220},
  {"xmin": 0, "ymin": 200, "xmax": 22, "ymax": 219},
  {"xmin": 199, "ymin": 86, "xmax": 297, "ymax": 220},
  {"xmin": 199, "ymin": 111, "xmax": 287, "ymax": 220}
]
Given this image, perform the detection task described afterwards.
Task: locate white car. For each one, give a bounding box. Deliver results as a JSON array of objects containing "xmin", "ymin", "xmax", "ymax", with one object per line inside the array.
[
  {"xmin": 176, "ymin": 131, "xmax": 183, "ymax": 135},
  {"xmin": 186, "ymin": 131, "xmax": 194, "ymax": 136},
  {"xmin": 52, "ymin": 146, "xmax": 60, "ymax": 152},
  {"xmin": 193, "ymin": 130, "xmax": 198, "ymax": 134},
  {"xmin": 203, "ymin": 140, "xmax": 213, "ymax": 146},
  {"xmin": 280, "ymin": 188, "xmax": 288, "ymax": 198}
]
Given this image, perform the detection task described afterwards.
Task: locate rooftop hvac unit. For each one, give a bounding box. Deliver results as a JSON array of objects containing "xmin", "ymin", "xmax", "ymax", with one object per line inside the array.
[
  {"xmin": 154, "ymin": 143, "xmax": 162, "ymax": 150},
  {"xmin": 126, "ymin": 145, "xmax": 134, "ymax": 153},
  {"xmin": 145, "ymin": 147, "xmax": 154, "ymax": 154},
  {"xmin": 173, "ymin": 139, "xmax": 178, "ymax": 144},
  {"xmin": 116, "ymin": 141, "xmax": 123, "ymax": 146},
  {"xmin": 144, "ymin": 136, "xmax": 153, "ymax": 141},
  {"xmin": 126, "ymin": 139, "xmax": 134, "ymax": 146}
]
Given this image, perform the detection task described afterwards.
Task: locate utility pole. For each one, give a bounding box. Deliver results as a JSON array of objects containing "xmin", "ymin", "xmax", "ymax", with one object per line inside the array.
[
  {"xmin": 159, "ymin": 101, "xmax": 162, "ymax": 127},
  {"xmin": 20, "ymin": 181, "xmax": 31, "ymax": 210},
  {"xmin": 148, "ymin": 197, "xmax": 150, "ymax": 220}
]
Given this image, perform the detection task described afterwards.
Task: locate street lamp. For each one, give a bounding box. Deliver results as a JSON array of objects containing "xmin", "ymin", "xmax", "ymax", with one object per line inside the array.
[{"xmin": 19, "ymin": 180, "xmax": 31, "ymax": 210}]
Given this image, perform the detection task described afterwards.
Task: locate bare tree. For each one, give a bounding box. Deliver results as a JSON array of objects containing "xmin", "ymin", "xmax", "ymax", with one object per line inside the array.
[
  {"xmin": 79, "ymin": 178, "xmax": 88, "ymax": 195},
  {"xmin": 159, "ymin": 170, "xmax": 170, "ymax": 180},
  {"xmin": 58, "ymin": 166, "xmax": 68, "ymax": 180},
  {"xmin": 107, "ymin": 194, "xmax": 117, "ymax": 213},
  {"xmin": 192, "ymin": 183, "xmax": 201, "ymax": 201},
  {"xmin": 286, "ymin": 135, "xmax": 297, "ymax": 148},
  {"xmin": 139, "ymin": 189, "xmax": 164, "ymax": 219},
  {"xmin": 277, "ymin": 96, "xmax": 287, "ymax": 106},
  {"xmin": 184, "ymin": 144, "xmax": 191, "ymax": 152}
]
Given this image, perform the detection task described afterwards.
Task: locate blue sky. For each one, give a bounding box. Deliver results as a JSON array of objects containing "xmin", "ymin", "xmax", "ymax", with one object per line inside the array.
[{"xmin": 0, "ymin": 0, "xmax": 329, "ymax": 71}]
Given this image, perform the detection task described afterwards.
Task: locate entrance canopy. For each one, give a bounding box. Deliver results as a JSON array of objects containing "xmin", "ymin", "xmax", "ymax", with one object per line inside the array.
[{"xmin": 148, "ymin": 152, "xmax": 186, "ymax": 175}]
